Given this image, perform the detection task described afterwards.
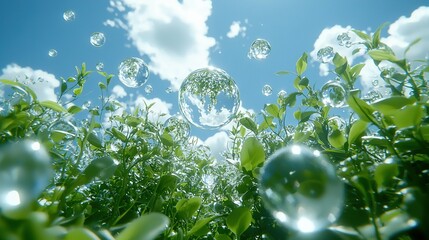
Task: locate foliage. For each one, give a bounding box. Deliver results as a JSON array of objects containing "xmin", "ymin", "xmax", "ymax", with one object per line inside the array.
[{"xmin": 1, "ymin": 25, "xmax": 429, "ymax": 240}]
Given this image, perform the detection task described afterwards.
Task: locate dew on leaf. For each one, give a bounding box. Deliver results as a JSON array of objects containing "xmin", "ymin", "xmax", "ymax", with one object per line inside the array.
[
  {"xmin": 262, "ymin": 84, "xmax": 272, "ymax": 96},
  {"xmin": 259, "ymin": 145, "xmax": 344, "ymax": 233},
  {"xmin": 90, "ymin": 32, "xmax": 106, "ymax": 47},
  {"xmin": 248, "ymin": 39, "xmax": 271, "ymax": 60},
  {"xmin": 317, "ymin": 46, "xmax": 334, "ymax": 63},
  {"xmin": 118, "ymin": 57, "xmax": 149, "ymax": 88},
  {"xmin": 48, "ymin": 49, "xmax": 57, "ymax": 57},
  {"xmin": 178, "ymin": 67, "xmax": 240, "ymax": 129},
  {"xmin": 0, "ymin": 140, "xmax": 52, "ymax": 218},
  {"xmin": 320, "ymin": 80, "xmax": 347, "ymax": 108},
  {"xmin": 63, "ymin": 10, "xmax": 75, "ymax": 21}
]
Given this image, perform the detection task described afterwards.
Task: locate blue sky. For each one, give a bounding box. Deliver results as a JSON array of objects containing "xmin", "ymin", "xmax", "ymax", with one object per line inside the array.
[{"xmin": 1, "ymin": 0, "xmax": 428, "ymax": 159}]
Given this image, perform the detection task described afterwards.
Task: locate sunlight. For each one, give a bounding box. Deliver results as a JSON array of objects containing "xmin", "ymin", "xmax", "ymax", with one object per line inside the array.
[{"xmin": 5, "ymin": 190, "xmax": 21, "ymax": 206}]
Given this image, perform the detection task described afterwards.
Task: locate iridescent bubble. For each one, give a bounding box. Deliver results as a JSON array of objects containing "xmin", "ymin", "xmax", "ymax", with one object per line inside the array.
[
  {"xmin": 337, "ymin": 33, "xmax": 351, "ymax": 47},
  {"xmin": 259, "ymin": 145, "xmax": 344, "ymax": 233},
  {"xmin": 63, "ymin": 10, "xmax": 75, "ymax": 21},
  {"xmin": 118, "ymin": 57, "xmax": 149, "ymax": 88},
  {"xmin": 96, "ymin": 62, "xmax": 104, "ymax": 72},
  {"xmin": 144, "ymin": 84, "xmax": 153, "ymax": 94},
  {"xmin": 163, "ymin": 116, "xmax": 191, "ymax": 142},
  {"xmin": 90, "ymin": 32, "xmax": 106, "ymax": 47},
  {"xmin": 248, "ymin": 39, "xmax": 271, "ymax": 60},
  {"xmin": 48, "ymin": 120, "xmax": 78, "ymax": 146},
  {"xmin": 178, "ymin": 67, "xmax": 240, "ymax": 129},
  {"xmin": 48, "ymin": 49, "xmax": 57, "ymax": 57},
  {"xmin": 262, "ymin": 84, "xmax": 272, "ymax": 96},
  {"xmin": 320, "ymin": 80, "xmax": 347, "ymax": 108},
  {"xmin": 0, "ymin": 140, "xmax": 52, "ymax": 218},
  {"xmin": 317, "ymin": 46, "xmax": 334, "ymax": 63}
]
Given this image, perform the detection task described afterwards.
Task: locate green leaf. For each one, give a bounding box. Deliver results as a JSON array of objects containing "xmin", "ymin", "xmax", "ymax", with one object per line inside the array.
[
  {"xmin": 348, "ymin": 119, "xmax": 369, "ymax": 147},
  {"xmin": 240, "ymin": 137, "xmax": 265, "ymax": 172},
  {"xmin": 73, "ymin": 86, "xmax": 83, "ymax": 96},
  {"xmin": 68, "ymin": 105, "xmax": 82, "ymax": 114},
  {"xmin": 176, "ymin": 197, "xmax": 202, "ymax": 219},
  {"xmin": 215, "ymin": 234, "xmax": 232, "ymax": 240},
  {"xmin": 226, "ymin": 207, "xmax": 252, "ymax": 237},
  {"xmin": 352, "ymin": 29, "xmax": 371, "ymax": 42},
  {"xmin": 372, "ymin": 22, "xmax": 388, "ymax": 48},
  {"xmin": 350, "ymin": 63, "xmax": 365, "ymax": 79},
  {"xmin": 299, "ymin": 111, "xmax": 317, "ymax": 123},
  {"xmin": 156, "ymin": 175, "xmax": 178, "ymax": 194},
  {"xmin": 299, "ymin": 76, "xmax": 309, "ymax": 87},
  {"xmin": 347, "ymin": 90, "xmax": 376, "ymax": 122},
  {"xmin": 239, "ymin": 117, "xmax": 258, "ymax": 134},
  {"xmin": 328, "ymin": 129, "xmax": 347, "ymax": 148},
  {"xmin": 40, "ymin": 100, "xmax": 67, "ymax": 113},
  {"xmin": 368, "ymin": 50, "xmax": 398, "ymax": 62},
  {"xmin": 404, "ymin": 38, "xmax": 421, "ymax": 56},
  {"xmin": 392, "ymin": 104, "xmax": 424, "ymax": 129},
  {"xmin": 75, "ymin": 156, "xmax": 118, "ymax": 186},
  {"xmin": 265, "ymin": 104, "xmax": 279, "ymax": 117},
  {"xmin": 64, "ymin": 228, "xmax": 100, "ymax": 240},
  {"xmin": 284, "ymin": 92, "xmax": 301, "ymax": 107},
  {"xmin": 296, "ymin": 52, "xmax": 308, "ymax": 75},
  {"xmin": 61, "ymin": 80, "xmax": 68, "ymax": 94},
  {"xmin": 111, "ymin": 127, "xmax": 127, "ymax": 141},
  {"xmin": 160, "ymin": 131, "xmax": 174, "ymax": 146},
  {"xmin": 116, "ymin": 213, "xmax": 169, "ymax": 240},
  {"xmin": 87, "ymin": 132, "xmax": 103, "ymax": 148},
  {"xmin": 0, "ymin": 79, "xmax": 37, "ymax": 101},
  {"xmin": 371, "ymin": 96, "xmax": 415, "ymax": 115},
  {"xmin": 98, "ymin": 82, "xmax": 107, "ymax": 90},
  {"xmin": 187, "ymin": 216, "xmax": 217, "ymax": 237},
  {"xmin": 276, "ymin": 70, "xmax": 291, "ymax": 75},
  {"xmin": 374, "ymin": 163, "xmax": 399, "ymax": 191}
]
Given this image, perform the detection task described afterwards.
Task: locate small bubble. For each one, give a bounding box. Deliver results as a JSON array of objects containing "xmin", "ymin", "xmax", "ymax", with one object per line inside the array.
[
  {"xmin": 248, "ymin": 39, "xmax": 271, "ymax": 60},
  {"xmin": 320, "ymin": 80, "xmax": 347, "ymax": 107},
  {"xmin": 262, "ymin": 84, "xmax": 272, "ymax": 96},
  {"xmin": 345, "ymin": 41, "xmax": 352, "ymax": 48},
  {"xmin": 96, "ymin": 62, "xmax": 104, "ymax": 72},
  {"xmin": 90, "ymin": 32, "xmax": 106, "ymax": 47},
  {"xmin": 63, "ymin": 10, "xmax": 75, "ymax": 21},
  {"xmin": 337, "ymin": 33, "xmax": 351, "ymax": 47},
  {"xmin": 372, "ymin": 79, "xmax": 379, "ymax": 86},
  {"xmin": 48, "ymin": 49, "xmax": 57, "ymax": 57},
  {"xmin": 118, "ymin": 57, "xmax": 149, "ymax": 88},
  {"xmin": 144, "ymin": 84, "xmax": 153, "ymax": 94},
  {"xmin": 317, "ymin": 46, "xmax": 334, "ymax": 63},
  {"xmin": 165, "ymin": 87, "xmax": 173, "ymax": 94}
]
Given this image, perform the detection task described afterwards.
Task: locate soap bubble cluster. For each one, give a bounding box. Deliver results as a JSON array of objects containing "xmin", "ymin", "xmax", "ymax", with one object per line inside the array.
[{"xmin": 178, "ymin": 67, "xmax": 240, "ymax": 129}]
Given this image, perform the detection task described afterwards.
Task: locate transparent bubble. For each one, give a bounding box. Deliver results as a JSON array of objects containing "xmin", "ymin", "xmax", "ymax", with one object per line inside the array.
[
  {"xmin": 0, "ymin": 140, "xmax": 52, "ymax": 218},
  {"xmin": 248, "ymin": 39, "xmax": 271, "ymax": 60},
  {"xmin": 259, "ymin": 145, "xmax": 344, "ymax": 233},
  {"xmin": 320, "ymin": 80, "xmax": 347, "ymax": 108},
  {"xmin": 144, "ymin": 84, "xmax": 153, "ymax": 94},
  {"xmin": 63, "ymin": 10, "xmax": 75, "ymax": 21},
  {"xmin": 164, "ymin": 116, "xmax": 191, "ymax": 142},
  {"xmin": 364, "ymin": 90, "xmax": 383, "ymax": 103},
  {"xmin": 372, "ymin": 79, "xmax": 379, "ymax": 86},
  {"xmin": 337, "ymin": 33, "xmax": 351, "ymax": 47},
  {"xmin": 178, "ymin": 67, "xmax": 240, "ymax": 129},
  {"xmin": 262, "ymin": 84, "xmax": 273, "ymax": 96},
  {"xmin": 90, "ymin": 32, "xmax": 106, "ymax": 47},
  {"xmin": 328, "ymin": 116, "xmax": 346, "ymax": 134},
  {"xmin": 277, "ymin": 90, "xmax": 287, "ymax": 104},
  {"xmin": 48, "ymin": 49, "xmax": 57, "ymax": 57},
  {"xmin": 317, "ymin": 46, "xmax": 334, "ymax": 63},
  {"xmin": 345, "ymin": 41, "xmax": 352, "ymax": 48},
  {"xmin": 165, "ymin": 87, "xmax": 173, "ymax": 94},
  {"xmin": 118, "ymin": 57, "xmax": 149, "ymax": 88},
  {"xmin": 48, "ymin": 120, "xmax": 78, "ymax": 146},
  {"xmin": 96, "ymin": 62, "xmax": 104, "ymax": 72}
]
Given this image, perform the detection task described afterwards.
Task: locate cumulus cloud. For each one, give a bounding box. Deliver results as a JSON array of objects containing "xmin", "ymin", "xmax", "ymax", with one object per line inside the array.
[
  {"xmin": 227, "ymin": 21, "xmax": 247, "ymax": 38},
  {"xmin": 111, "ymin": 84, "xmax": 127, "ymax": 99},
  {"xmin": 204, "ymin": 131, "xmax": 230, "ymax": 162},
  {"xmin": 0, "ymin": 64, "xmax": 60, "ymax": 101},
  {"xmin": 107, "ymin": 0, "xmax": 216, "ymax": 90},
  {"xmin": 133, "ymin": 95, "xmax": 173, "ymax": 123}
]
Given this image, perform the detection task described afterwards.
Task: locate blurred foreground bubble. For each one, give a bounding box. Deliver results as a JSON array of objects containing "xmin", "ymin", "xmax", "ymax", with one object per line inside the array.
[
  {"xmin": 178, "ymin": 67, "xmax": 240, "ymax": 129},
  {"xmin": 118, "ymin": 57, "xmax": 149, "ymax": 88},
  {"xmin": 248, "ymin": 38, "xmax": 271, "ymax": 60},
  {"xmin": 259, "ymin": 145, "xmax": 344, "ymax": 233},
  {"xmin": 0, "ymin": 140, "xmax": 53, "ymax": 218}
]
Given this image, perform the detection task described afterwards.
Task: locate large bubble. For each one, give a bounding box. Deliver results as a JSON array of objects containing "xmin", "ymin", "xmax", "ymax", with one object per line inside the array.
[
  {"xmin": 320, "ymin": 80, "xmax": 347, "ymax": 108},
  {"xmin": 259, "ymin": 145, "xmax": 344, "ymax": 233},
  {"xmin": 178, "ymin": 67, "xmax": 240, "ymax": 129},
  {"xmin": 118, "ymin": 57, "xmax": 149, "ymax": 88},
  {"xmin": 0, "ymin": 140, "xmax": 53, "ymax": 218}
]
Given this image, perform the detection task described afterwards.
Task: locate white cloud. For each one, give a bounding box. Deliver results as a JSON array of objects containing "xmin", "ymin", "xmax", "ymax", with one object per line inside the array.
[
  {"xmin": 310, "ymin": 25, "xmax": 363, "ymax": 76},
  {"xmin": 227, "ymin": 21, "xmax": 247, "ymax": 38},
  {"xmin": 133, "ymin": 95, "xmax": 172, "ymax": 123},
  {"xmin": 111, "ymin": 84, "xmax": 127, "ymax": 99},
  {"xmin": 0, "ymin": 64, "xmax": 60, "ymax": 101},
  {"xmin": 204, "ymin": 131, "xmax": 230, "ymax": 162},
  {"xmin": 109, "ymin": 0, "xmax": 216, "ymax": 90}
]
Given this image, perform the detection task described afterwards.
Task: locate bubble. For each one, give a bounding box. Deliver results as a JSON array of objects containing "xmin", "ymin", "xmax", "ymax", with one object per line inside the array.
[
  {"xmin": 317, "ymin": 46, "xmax": 334, "ymax": 63},
  {"xmin": 96, "ymin": 62, "xmax": 104, "ymax": 72},
  {"xmin": 48, "ymin": 120, "xmax": 78, "ymax": 146},
  {"xmin": 178, "ymin": 67, "xmax": 240, "ymax": 129},
  {"xmin": 0, "ymin": 140, "xmax": 52, "ymax": 218},
  {"xmin": 364, "ymin": 90, "xmax": 383, "ymax": 103},
  {"xmin": 328, "ymin": 116, "xmax": 346, "ymax": 134},
  {"xmin": 259, "ymin": 145, "xmax": 344, "ymax": 233},
  {"xmin": 165, "ymin": 87, "xmax": 173, "ymax": 94},
  {"xmin": 48, "ymin": 49, "xmax": 57, "ymax": 57},
  {"xmin": 320, "ymin": 80, "xmax": 347, "ymax": 108},
  {"xmin": 372, "ymin": 79, "xmax": 379, "ymax": 86},
  {"xmin": 90, "ymin": 32, "xmax": 106, "ymax": 47},
  {"xmin": 345, "ymin": 41, "xmax": 352, "ymax": 48},
  {"xmin": 262, "ymin": 84, "xmax": 272, "ymax": 96},
  {"xmin": 63, "ymin": 10, "xmax": 75, "ymax": 21},
  {"xmin": 164, "ymin": 116, "xmax": 190, "ymax": 142},
  {"xmin": 337, "ymin": 33, "xmax": 351, "ymax": 47},
  {"xmin": 144, "ymin": 84, "xmax": 153, "ymax": 94},
  {"xmin": 118, "ymin": 57, "xmax": 149, "ymax": 88},
  {"xmin": 248, "ymin": 39, "xmax": 271, "ymax": 60}
]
